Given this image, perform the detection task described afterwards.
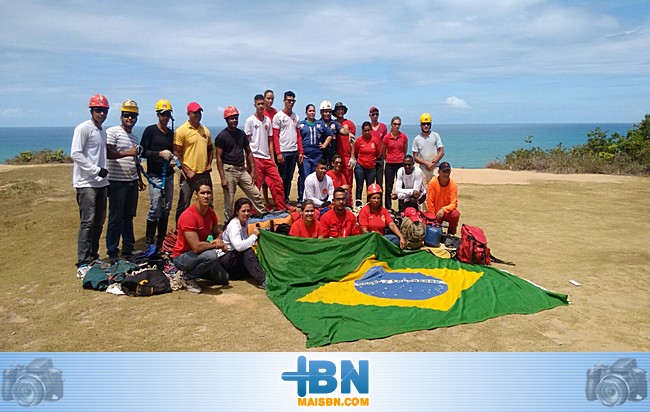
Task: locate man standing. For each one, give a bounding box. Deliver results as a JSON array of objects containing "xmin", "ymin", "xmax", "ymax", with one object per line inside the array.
[
  {"xmin": 140, "ymin": 99, "xmax": 175, "ymax": 251},
  {"xmin": 368, "ymin": 106, "xmax": 387, "ymax": 187},
  {"xmin": 244, "ymin": 94, "xmax": 287, "ymax": 212},
  {"xmin": 426, "ymin": 162, "xmax": 460, "ymax": 235},
  {"xmin": 172, "ymin": 184, "xmax": 229, "ymax": 294},
  {"xmin": 391, "ymin": 155, "xmax": 426, "ymax": 212},
  {"xmin": 105, "ymin": 99, "xmax": 146, "ymax": 261},
  {"xmin": 71, "ymin": 94, "xmax": 110, "ymax": 278},
  {"xmin": 272, "ymin": 91, "xmax": 303, "ymax": 207},
  {"xmin": 303, "ymin": 159, "xmax": 334, "ymax": 208},
  {"xmin": 412, "ymin": 112, "xmax": 444, "ymax": 191},
  {"xmin": 174, "ymin": 102, "xmax": 214, "ymax": 224},
  {"xmin": 319, "ymin": 187, "xmax": 360, "ymax": 238},
  {"xmin": 261, "ymin": 89, "xmax": 278, "ymax": 210},
  {"xmin": 333, "ymin": 101, "xmax": 356, "ymax": 204},
  {"xmin": 215, "ymin": 106, "xmax": 265, "ymax": 220}
]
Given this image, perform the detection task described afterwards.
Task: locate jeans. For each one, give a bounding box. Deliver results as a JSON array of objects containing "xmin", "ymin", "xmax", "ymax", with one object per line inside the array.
[
  {"xmin": 106, "ymin": 180, "xmax": 139, "ymax": 257},
  {"xmin": 384, "ymin": 162, "xmax": 403, "ymax": 210},
  {"xmin": 175, "ymin": 171, "xmax": 213, "ymax": 224},
  {"xmin": 354, "ymin": 165, "xmax": 376, "ymax": 202},
  {"xmin": 385, "ymin": 233, "xmax": 400, "ymax": 247},
  {"xmin": 278, "ymin": 151, "xmax": 301, "ymax": 203},
  {"xmin": 174, "ymin": 249, "xmax": 229, "ymax": 284},
  {"xmin": 147, "ymin": 175, "xmax": 173, "ymax": 221},
  {"xmin": 299, "ymin": 154, "xmax": 322, "ymax": 202},
  {"xmin": 76, "ymin": 186, "xmax": 108, "ymax": 267}
]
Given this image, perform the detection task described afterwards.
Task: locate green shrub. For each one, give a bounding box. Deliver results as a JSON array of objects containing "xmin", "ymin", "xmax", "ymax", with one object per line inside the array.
[
  {"xmin": 5, "ymin": 148, "xmax": 72, "ymax": 165},
  {"xmin": 488, "ymin": 115, "xmax": 650, "ymax": 175}
]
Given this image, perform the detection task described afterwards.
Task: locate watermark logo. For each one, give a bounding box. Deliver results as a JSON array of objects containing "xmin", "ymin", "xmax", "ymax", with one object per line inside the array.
[
  {"xmin": 283, "ymin": 356, "xmax": 370, "ymax": 407},
  {"xmin": 586, "ymin": 357, "xmax": 647, "ymax": 407},
  {"xmin": 2, "ymin": 358, "xmax": 64, "ymax": 407}
]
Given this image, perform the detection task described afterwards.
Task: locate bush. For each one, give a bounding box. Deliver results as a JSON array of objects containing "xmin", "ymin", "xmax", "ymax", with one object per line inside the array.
[
  {"xmin": 5, "ymin": 148, "xmax": 72, "ymax": 165},
  {"xmin": 488, "ymin": 115, "xmax": 650, "ymax": 175}
]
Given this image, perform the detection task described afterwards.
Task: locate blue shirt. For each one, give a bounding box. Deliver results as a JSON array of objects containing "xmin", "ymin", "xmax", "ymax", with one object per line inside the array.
[{"xmin": 298, "ymin": 119, "xmax": 331, "ymax": 158}]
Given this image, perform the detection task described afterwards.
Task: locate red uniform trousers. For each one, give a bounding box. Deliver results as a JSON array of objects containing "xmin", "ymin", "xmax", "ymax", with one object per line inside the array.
[
  {"xmin": 436, "ymin": 209, "xmax": 461, "ymax": 235},
  {"xmin": 254, "ymin": 157, "xmax": 287, "ymax": 211}
]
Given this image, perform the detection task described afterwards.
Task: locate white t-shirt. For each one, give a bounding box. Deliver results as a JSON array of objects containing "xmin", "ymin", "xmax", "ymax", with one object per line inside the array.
[
  {"xmin": 223, "ymin": 218, "xmax": 258, "ymax": 252},
  {"xmin": 412, "ymin": 131, "xmax": 443, "ymax": 164},
  {"xmin": 106, "ymin": 125, "xmax": 139, "ymax": 181},
  {"xmin": 244, "ymin": 114, "xmax": 273, "ymax": 160},
  {"xmin": 70, "ymin": 119, "xmax": 109, "ymax": 188},
  {"xmin": 394, "ymin": 166, "xmax": 425, "ymax": 199},
  {"xmin": 304, "ymin": 172, "xmax": 334, "ymax": 207},
  {"xmin": 272, "ymin": 110, "xmax": 299, "ymax": 152}
]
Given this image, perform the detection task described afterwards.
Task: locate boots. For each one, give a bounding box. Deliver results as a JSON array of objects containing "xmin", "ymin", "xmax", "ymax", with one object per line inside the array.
[
  {"xmin": 145, "ymin": 219, "xmax": 157, "ymax": 248},
  {"xmin": 156, "ymin": 215, "xmax": 169, "ymax": 249}
]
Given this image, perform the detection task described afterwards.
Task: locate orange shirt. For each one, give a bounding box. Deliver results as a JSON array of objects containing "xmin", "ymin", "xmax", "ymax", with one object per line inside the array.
[
  {"xmin": 426, "ymin": 177, "xmax": 458, "ymax": 214},
  {"xmin": 289, "ymin": 218, "xmax": 322, "ymax": 238}
]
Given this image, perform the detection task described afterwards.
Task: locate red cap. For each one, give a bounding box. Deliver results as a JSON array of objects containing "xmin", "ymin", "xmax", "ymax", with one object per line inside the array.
[
  {"xmin": 403, "ymin": 207, "xmax": 420, "ymax": 222},
  {"xmin": 186, "ymin": 102, "xmax": 202, "ymax": 113},
  {"xmin": 369, "ymin": 106, "xmax": 379, "ymax": 114}
]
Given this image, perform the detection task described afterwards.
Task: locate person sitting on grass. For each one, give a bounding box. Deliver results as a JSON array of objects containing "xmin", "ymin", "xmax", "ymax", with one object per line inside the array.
[
  {"xmin": 220, "ymin": 197, "xmax": 267, "ymax": 290},
  {"xmin": 289, "ymin": 199, "xmax": 322, "ymax": 238},
  {"xmin": 359, "ymin": 184, "xmax": 406, "ymax": 249},
  {"xmin": 391, "ymin": 154, "xmax": 426, "ymax": 212},
  {"xmin": 172, "ymin": 184, "xmax": 229, "ymax": 294},
  {"xmin": 426, "ymin": 161, "xmax": 460, "ymax": 235},
  {"xmin": 303, "ymin": 158, "xmax": 334, "ymax": 209}
]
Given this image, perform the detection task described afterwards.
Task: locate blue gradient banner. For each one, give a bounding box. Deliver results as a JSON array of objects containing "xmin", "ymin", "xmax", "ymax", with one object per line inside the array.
[{"xmin": 0, "ymin": 353, "xmax": 647, "ymax": 411}]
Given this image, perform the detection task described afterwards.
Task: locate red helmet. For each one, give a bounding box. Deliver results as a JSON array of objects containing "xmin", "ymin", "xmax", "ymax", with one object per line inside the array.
[
  {"xmin": 367, "ymin": 183, "xmax": 382, "ymax": 195},
  {"xmin": 223, "ymin": 106, "xmax": 239, "ymax": 119},
  {"xmin": 88, "ymin": 94, "xmax": 109, "ymax": 108}
]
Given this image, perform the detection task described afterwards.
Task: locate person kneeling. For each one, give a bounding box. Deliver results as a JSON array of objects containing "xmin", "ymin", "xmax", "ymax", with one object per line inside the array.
[
  {"xmin": 172, "ymin": 184, "xmax": 229, "ymax": 294},
  {"xmin": 359, "ymin": 184, "xmax": 406, "ymax": 248},
  {"xmin": 220, "ymin": 198, "xmax": 267, "ymax": 289}
]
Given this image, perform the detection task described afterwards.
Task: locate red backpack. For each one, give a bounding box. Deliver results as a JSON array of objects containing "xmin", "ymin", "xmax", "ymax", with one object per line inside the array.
[{"xmin": 456, "ymin": 224, "xmax": 492, "ymax": 265}]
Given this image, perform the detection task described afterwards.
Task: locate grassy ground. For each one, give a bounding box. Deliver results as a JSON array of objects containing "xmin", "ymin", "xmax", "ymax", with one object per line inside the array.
[{"xmin": 0, "ymin": 165, "xmax": 648, "ymax": 351}]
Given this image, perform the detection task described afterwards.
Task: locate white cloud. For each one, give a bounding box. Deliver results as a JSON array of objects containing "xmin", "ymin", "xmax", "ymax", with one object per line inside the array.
[{"xmin": 443, "ymin": 97, "xmax": 471, "ymax": 110}]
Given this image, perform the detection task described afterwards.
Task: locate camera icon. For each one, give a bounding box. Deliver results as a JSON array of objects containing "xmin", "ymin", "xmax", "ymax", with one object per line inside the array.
[
  {"xmin": 586, "ymin": 358, "xmax": 647, "ymax": 407},
  {"xmin": 2, "ymin": 358, "xmax": 63, "ymax": 407}
]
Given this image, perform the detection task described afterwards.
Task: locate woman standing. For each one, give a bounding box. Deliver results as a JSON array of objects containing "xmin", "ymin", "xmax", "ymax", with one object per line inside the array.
[
  {"xmin": 297, "ymin": 104, "xmax": 331, "ymax": 206},
  {"xmin": 289, "ymin": 199, "xmax": 322, "ymax": 238},
  {"xmin": 353, "ymin": 122, "xmax": 381, "ymax": 210},
  {"xmin": 358, "ymin": 184, "xmax": 406, "ymax": 249},
  {"xmin": 220, "ymin": 198, "xmax": 267, "ymax": 289},
  {"xmin": 382, "ymin": 116, "xmax": 408, "ymax": 209}
]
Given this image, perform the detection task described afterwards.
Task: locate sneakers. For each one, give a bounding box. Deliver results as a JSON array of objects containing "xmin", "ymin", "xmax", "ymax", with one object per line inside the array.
[
  {"xmin": 76, "ymin": 264, "xmax": 90, "ymax": 280},
  {"xmin": 182, "ymin": 277, "xmax": 202, "ymax": 294},
  {"xmin": 354, "ymin": 200, "xmax": 363, "ymax": 212},
  {"xmin": 257, "ymin": 281, "xmax": 266, "ymax": 290}
]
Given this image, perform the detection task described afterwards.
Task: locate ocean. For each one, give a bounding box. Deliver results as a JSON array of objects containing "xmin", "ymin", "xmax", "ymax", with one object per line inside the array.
[{"xmin": 0, "ymin": 123, "xmax": 633, "ymax": 168}]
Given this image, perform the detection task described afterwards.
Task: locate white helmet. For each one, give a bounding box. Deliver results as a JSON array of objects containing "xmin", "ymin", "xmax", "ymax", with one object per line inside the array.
[{"xmin": 319, "ymin": 100, "xmax": 332, "ymax": 111}]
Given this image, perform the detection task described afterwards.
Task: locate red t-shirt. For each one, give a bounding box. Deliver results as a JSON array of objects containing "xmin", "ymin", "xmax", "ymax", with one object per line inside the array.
[
  {"xmin": 337, "ymin": 119, "xmax": 356, "ymax": 160},
  {"xmin": 370, "ymin": 122, "xmax": 388, "ymax": 144},
  {"xmin": 264, "ymin": 107, "xmax": 277, "ymax": 122},
  {"xmin": 357, "ymin": 205, "xmax": 393, "ymax": 234},
  {"xmin": 382, "ymin": 132, "xmax": 408, "ymax": 164},
  {"xmin": 326, "ymin": 169, "xmax": 348, "ymax": 188},
  {"xmin": 173, "ymin": 205, "xmax": 218, "ymax": 258},
  {"xmin": 289, "ymin": 219, "xmax": 322, "ymax": 238},
  {"xmin": 319, "ymin": 209, "xmax": 360, "ymax": 238},
  {"xmin": 354, "ymin": 136, "xmax": 382, "ymax": 169}
]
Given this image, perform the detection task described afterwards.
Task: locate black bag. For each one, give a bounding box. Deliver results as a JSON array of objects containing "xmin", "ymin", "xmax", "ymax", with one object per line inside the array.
[{"xmin": 121, "ymin": 269, "xmax": 172, "ymax": 297}]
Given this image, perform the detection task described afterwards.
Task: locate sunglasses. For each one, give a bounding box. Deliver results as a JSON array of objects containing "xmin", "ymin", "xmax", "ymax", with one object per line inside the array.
[
  {"xmin": 92, "ymin": 108, "xmax": 108, "ymax": 114},
  {"xmin": 158, "ymin": 111, "xmax": 172, "ymax": 117},
  {"xmin": 122, "ymin": 113, "xmax": 138, "ymax": 119},
  {"xmin": 370, "ymin": 112, "xmax": 379, "ymax": 116},
  {"xmin": 392, "ymin": 122, "xmax": 401, "ymax": 126}
]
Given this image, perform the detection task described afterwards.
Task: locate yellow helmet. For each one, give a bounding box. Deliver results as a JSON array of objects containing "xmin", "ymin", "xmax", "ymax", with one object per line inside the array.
[
  {"xmin": 155, "ymin": 99, "xmax": 173, "ymax": 112},
  {"xmin": 121, "ymin": 99, "xmax": 139, "ymax": 114},
  {"xmin": 420, "ymin": 113, "xmax": 432, "ymax": 124}
]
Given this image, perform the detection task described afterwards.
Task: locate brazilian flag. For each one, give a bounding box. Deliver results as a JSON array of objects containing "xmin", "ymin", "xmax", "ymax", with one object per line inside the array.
[{"xmin": 258, "ymin": 231, "xmax": 568, "ymax": 348}]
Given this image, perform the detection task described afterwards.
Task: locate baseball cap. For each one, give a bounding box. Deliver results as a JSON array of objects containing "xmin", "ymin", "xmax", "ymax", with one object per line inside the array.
[
  {"xmin": 403, "ymin": 207, "xmax": 420, "ymax": 222},
  {"xmin": 369, "ymin": 106, "xmax": 379, "ymax": 114},
  {"xmin": 439, "ymin": 162, "xmax": 452, "ymax": 171},
  {"xmin": 186, "ymin": 102, "xmax": 203, "ymax": 113}
]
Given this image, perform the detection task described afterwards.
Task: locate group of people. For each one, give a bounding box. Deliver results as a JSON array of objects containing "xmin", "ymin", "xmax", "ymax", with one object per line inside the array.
[{"xmin": 71, "ymin": 91, "xmax": 461, "ymax": 293}]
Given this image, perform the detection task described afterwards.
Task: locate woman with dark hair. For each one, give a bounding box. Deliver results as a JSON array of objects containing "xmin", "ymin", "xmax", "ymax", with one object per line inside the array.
[
  {"xmin": 326, "ymin": 154, "xmax": 351, "ymax": 207},
  {"xmin": 289, "ymin": 199, "xmax": 322, "ymax": 238},
  {"xmin": 297, "ymin": 104, "xmax": 332, "ymax": 207},
  {"xmin": 220, "ymin": 197, "xmax": 267, "ymax": 289},
  {"xmin": 382, "ymin": 116, "xmax": 408, "ymax": 209},
  {"xmin": 352, "ymin": 121, "xmax": 381, "ymax": 211}
]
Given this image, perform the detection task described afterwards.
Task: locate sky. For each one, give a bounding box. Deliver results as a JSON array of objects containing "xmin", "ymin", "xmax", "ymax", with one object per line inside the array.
[{"xmin": 0, "ymin": 0, "xmax": 648, "ymax": 127}]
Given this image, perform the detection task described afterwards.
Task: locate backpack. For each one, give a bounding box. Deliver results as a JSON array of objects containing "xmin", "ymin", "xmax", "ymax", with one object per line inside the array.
[
  {"xmin": 247, "ymin": 211, "xmax": 293, "ymax": 235},
  {"xmin": 456, "ymin": 224, "xmax": 492, "ymax": 265},
  {"xmin": 161, "ymin": 229, "xmax": 177, "ymax": 254},
  {"xmin": 120, "ymin": 269, "xmax": 172, "ymax": 297},
  {"xmin": 400, "ymin": 217, "xmax": 425, "ymax": 250}
]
